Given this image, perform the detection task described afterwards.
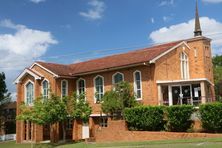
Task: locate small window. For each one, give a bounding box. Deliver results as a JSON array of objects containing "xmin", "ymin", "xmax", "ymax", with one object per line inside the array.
[
  {"xmin": 134, "ymin": 71, "xmax": 142, "ymax": 100},
  {"xmin": 112, "ymin": 72, "xmax": 124, "ymax": 84},
  {"xmin": 42, "ymin": 80, "xmax": 49, "ymax": 99},
  {"xmin": 25, "ymin": 81, "xmax": 34, "ymax": 105},
  {"xmin": 100, "ymin": 117, "xmax": 108, "ymax": 127},
  {"xmin": 61, "ymin": 80, "xmax": 68, "ymax": 97},
  {"xmin": 94, "ymin": 76, "xmax": 104, "ymax": 103},
  {"xmin": 180, "ymin": 52, "xmax": 189, "ymax": 79},
  {"xmin": 77, "ymin": 79, "xmax": 85, "ymax": 95}
]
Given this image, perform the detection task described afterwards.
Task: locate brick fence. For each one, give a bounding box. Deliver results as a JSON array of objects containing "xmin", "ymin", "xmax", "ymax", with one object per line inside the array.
[{"xmin": 95, "ymin": 120, "xmax": 222, "ymax": 143}]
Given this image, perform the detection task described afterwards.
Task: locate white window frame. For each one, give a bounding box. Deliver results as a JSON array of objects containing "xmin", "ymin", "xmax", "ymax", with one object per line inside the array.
[
  {"xmin": 112, "ymin": 72, "xmax": 124, "ymax": 85},
  {"xmin": 61, "ymin": 79, "xmax": 68, "ymax": 98},
  {"xmin": 42, "ymin": 79, "xmax": 50, "ymax": 99},
  {"xmin": 133, "ymin": 70, "xmax": 142, "ymax": 100},
  {"xmin": 76, "ymin": 78, "xmax": 86, "ymax": 96},
  {"xmin": 180, "ymin": 52, "xmax": 189, "ymax": 80},
  {"xmin": 24, "ymin": 80, "xmax": 34, "ymax": 106},
  {"xmin": 93, "ymin": 75, "xmax": 105, "ymax": 103}
]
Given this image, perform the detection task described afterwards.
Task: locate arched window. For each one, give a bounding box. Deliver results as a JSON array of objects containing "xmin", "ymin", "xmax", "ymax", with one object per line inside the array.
[
  {"xmin": 61, "ymin": 80, "xmax": 68, "ymax": 97},
  {"xmin": 25, "ymin": 81, "xmax": 34, "ymax": 105},
  {"xmin": 112, "ymin": 72, "xmax": 124, "ymax": 85},
  {"xmin": 181, "ymin": 52, "xmax": 189, "ymax": 79},
  {"xmin": 134, "ymin": 71, "xmax": 142, "ymax": 100},
  {"xmin": 77, "ymin": 79, "xmax": 85, "ymax": 95},
  {"xmin": 94, "ymin": 75, "xmax": 104, "ymax": 103},
  {"xmin": 42, "ymin": 80, "xmax": 49, "ymax": 99}
]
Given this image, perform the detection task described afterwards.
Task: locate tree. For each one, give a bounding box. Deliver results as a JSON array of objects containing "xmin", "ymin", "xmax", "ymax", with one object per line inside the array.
[
  {"xmin": 17, "ymin": 95, "xmax": 67, "ymax": 143},
  {"xmin": 69, "ymin": 93, "xmax": 92, "ymax": 123},
  {"xmin": 16, "ymin": 98, "xmax": 47, "ymax": 147},
  {"xmin": 17, "ymin": 92, "xmax": 92, "ymax": 143},
  {"xmin": 213, "ymin": 55, "xmax": 222, "ymax": 101},
  {"xmin": 101, "ymin": 81, "xmax": 138, "ymax": 118},
  {"xmin": 0, "ymin": 72, "xmax": 11, "ymax": 135}
]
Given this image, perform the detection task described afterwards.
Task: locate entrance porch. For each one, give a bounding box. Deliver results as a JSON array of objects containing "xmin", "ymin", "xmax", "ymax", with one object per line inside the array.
[{"xmin": 157, "ymin": 79, "xmax": 214, "ymax": 106}]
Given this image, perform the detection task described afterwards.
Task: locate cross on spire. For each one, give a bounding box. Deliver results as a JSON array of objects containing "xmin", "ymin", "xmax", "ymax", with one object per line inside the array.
[{"xmin": 194, "ymin": 0, "xmax": 202, "ymax": 37}]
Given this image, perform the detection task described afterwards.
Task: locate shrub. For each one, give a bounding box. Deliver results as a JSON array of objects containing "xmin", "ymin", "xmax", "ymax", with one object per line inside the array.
[
  {"xmin": 101, "ymin": 81, "xmax": 138, "ymax": 117},
  {"xmin": 199, "ymin": 102, "xmax": 222, "ymax": 132},
  {"xmin": 165, "ymin": 105, "xmax": 194, "ymax": 132},
  {"xmin": 124, "ymin": 106, "xmax": 165, "ymax": 131}
]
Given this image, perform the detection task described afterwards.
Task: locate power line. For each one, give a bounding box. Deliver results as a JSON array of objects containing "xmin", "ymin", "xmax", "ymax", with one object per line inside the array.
[{"xmin": 1, "ymin": 31, "xmax": 222, "ymax": 70}]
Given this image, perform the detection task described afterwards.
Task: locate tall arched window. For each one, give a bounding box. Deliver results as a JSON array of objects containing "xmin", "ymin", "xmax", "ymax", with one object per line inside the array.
[
  {"xmin": 25, "ymin": 81, "xmax": 34, "ymax": 105},
  {"xmin": 181, "ymin": 52, "xmax": 189, "ymax": 79},
  {"xmin": 77, "ymin": 79, "xmax": 85, "ymax": 95},
  {"xmin": 134, "ymin": 71, "xmax": 142, "ymax": 100},
  {"xmin": 112, "ymin": 72, "xmax": 124, "ymax": 85},
  {"xmin": 94, "ymin": 75, "xmax": 104, "ymax": 103},
  {"xmin": 61, "ymin": 80, "xmax": 68, "ymax": 98},
  {"xmin": 42, "ymin": 80, "xmax": 49, "ymax": 99}
]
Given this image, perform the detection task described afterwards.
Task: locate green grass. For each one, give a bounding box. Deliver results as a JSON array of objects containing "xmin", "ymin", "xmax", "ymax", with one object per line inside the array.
[{"xmin": 1, "ymin": 138, "xmax": 222, "ymax": 148}]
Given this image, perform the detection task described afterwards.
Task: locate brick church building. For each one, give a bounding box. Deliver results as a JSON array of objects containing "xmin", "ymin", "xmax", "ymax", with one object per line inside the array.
[{"xmin": 15, "ymin": 1, "xmax": 215, "ymax": 143}]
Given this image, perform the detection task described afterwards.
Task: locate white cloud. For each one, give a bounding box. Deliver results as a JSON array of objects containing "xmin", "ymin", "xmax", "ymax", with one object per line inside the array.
[
  {"xmin": 0, "ymin": 19, "xmax": 57, "ymax": 98},
  {"xmin": 151, "ymin": 18, "xmax": 155, "ymax": 24},
  {"xmin": 30, "ymin": 0, "xmax": 46, "ymax": 3},
  {"xmin": 202, "ymin": 0, "xmax": 222, "ymax": 3},
  {"xmin": 163, "ymin": 16, "xmax": 172, "ymax": 22},
  {"xmin": 159, "ymin": 0, "xmax": 174, "ymax": 6},
  {"xmin": 80, "ymin": 0, "xmax": 105, "ymax": 20},
  {"xmin": 149, "ymin": 17, "xmax": 222, "ymax": 55}
]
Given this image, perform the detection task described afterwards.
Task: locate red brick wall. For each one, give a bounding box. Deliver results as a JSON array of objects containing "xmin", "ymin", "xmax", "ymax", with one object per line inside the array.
[{"xmin": 95, "ymin": 120, "xmax": 222, "ymax": 143}]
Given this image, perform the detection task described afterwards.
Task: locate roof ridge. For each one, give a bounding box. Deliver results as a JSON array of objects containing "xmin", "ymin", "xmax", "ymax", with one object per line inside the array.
[{"xmin": 68, "ymin": 40, "xmax": 183, "ymax": 67}]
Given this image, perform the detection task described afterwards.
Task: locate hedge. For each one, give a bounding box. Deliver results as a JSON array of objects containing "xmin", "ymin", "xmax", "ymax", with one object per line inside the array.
[
  {"xmin": 124, "ymin": 106, "xmax": 165, "ymax": 131},
  {"xmin": 165, "ymin": 105, "xmax": 194, "ymax": 132},
  {"xmin": 199, "ymin": 102, "xmax": 222, "ymax": 133}
]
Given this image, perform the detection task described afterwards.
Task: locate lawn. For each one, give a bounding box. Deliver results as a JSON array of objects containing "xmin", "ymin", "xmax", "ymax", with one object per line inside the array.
[{"xmin": 1, "ymin": 138, "xmax": 222, "ymax": 148}]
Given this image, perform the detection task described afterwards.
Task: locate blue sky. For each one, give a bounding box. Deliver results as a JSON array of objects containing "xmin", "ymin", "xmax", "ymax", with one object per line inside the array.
[{"xmin": 0, "ymin": 0, "xmax": 222, "ymax": 99}]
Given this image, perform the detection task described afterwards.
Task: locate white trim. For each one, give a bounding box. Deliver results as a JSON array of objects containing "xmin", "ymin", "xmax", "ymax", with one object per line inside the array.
[
  {"xmin": 180, "ymin": 52, "xmax": 190, "ymax": 80},
  {"xmin": 30, "ymin": 62, "xmax": 59, "ymax": 77},
  {"xmin": 61, "ymin": 79, "xmax": 68, "ymax": 98},
  {"xmin": 149, "ymin": 41, "xmax": 191, "ymax": 63},
  {"xmin": 76, "ymin": 78, "xmax": 86, "ymax": 96},
  {"xmin": 90, "ymin": 113, "xmax": 107, "ymax": 117},
  {"xmin": 93, "ymin": 75, "xmax": 105, "ymax": 103},
  {"xmin": 14, "ymin": 69, "xmax": 42, "ymax": 84},
  {"xmin": 41, "ymin": 79, "xmax": 50, "ymax": 99},
  {"xmin": 133, "ymin": 70, "xmax": 142, "ymax": 100},
  {"xmin": 24, "ymin": 80, "xmax": 35, "ymax": 106},
  {"xmin": 156, "ymin": 78, "xmax": 214, "ymax": 86},
  {"xmin": 112, "ymin": 72, "xmax": 124, "ymax": 85}
]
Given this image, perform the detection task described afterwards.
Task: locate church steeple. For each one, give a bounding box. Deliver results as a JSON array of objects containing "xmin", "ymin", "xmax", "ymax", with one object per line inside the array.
[{"xmin": 194, "ymin": 0, "xmax": 202, "ymax": 37}]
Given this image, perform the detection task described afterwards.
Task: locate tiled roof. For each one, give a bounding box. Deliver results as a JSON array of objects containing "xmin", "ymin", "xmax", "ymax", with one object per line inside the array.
[
  {"xmin": 35, "ymin": 62, "xmax": 74, "ymax": 76},
  {"xmin": 35, "ymin": 40, "xmax": 182, "ymax": 76}
]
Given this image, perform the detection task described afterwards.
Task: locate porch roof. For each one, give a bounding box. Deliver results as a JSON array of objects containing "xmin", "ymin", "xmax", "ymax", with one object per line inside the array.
[{"xmin": 156, "ymin": 78, "xmax": 214, "ymax": 86}]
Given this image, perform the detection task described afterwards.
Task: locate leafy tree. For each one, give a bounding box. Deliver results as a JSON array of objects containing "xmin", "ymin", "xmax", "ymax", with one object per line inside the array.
[
  {"xmin": 0, "ymin": 72, "xmax": 11, "ymax": 134},
  {"xmin": 17, "ymin": 92, "xmax": 92, "ymax": 143},
  {"xmin": 101, "ymin": 81, "xmax": 138, "ymax": 118},
  {"xmin": 0, "ymin": 72, "xmax": 11, "ymax": 105},
  {"xmin": 213, "ymin": 55, "xmax": 222, "ymax": 101},
  {"xmin": 69, "ymin": 93, "xmax": 92, "ymax": 123},
  {"xmin": 17, "ymin": 95, "xmax": 67, "ymax": 143}
]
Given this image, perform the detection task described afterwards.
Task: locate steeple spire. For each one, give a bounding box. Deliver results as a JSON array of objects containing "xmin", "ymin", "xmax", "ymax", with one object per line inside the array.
[{"xmin": 194, "ymin": 0, "xmax": 202, "ymax": 37}]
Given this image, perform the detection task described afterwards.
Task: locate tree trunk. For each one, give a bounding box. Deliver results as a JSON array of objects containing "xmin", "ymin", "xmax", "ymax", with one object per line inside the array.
[
  {"xmin": 50, "ymin": 123, "xmax": 58, "ymax": 143},
  {"xmin": 62, "ymin": 121, "xmax": 66, "ymax": 142},
  {"xmin": 31, "ymin": 122, "xmax": 33, "ymax": 148}
]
